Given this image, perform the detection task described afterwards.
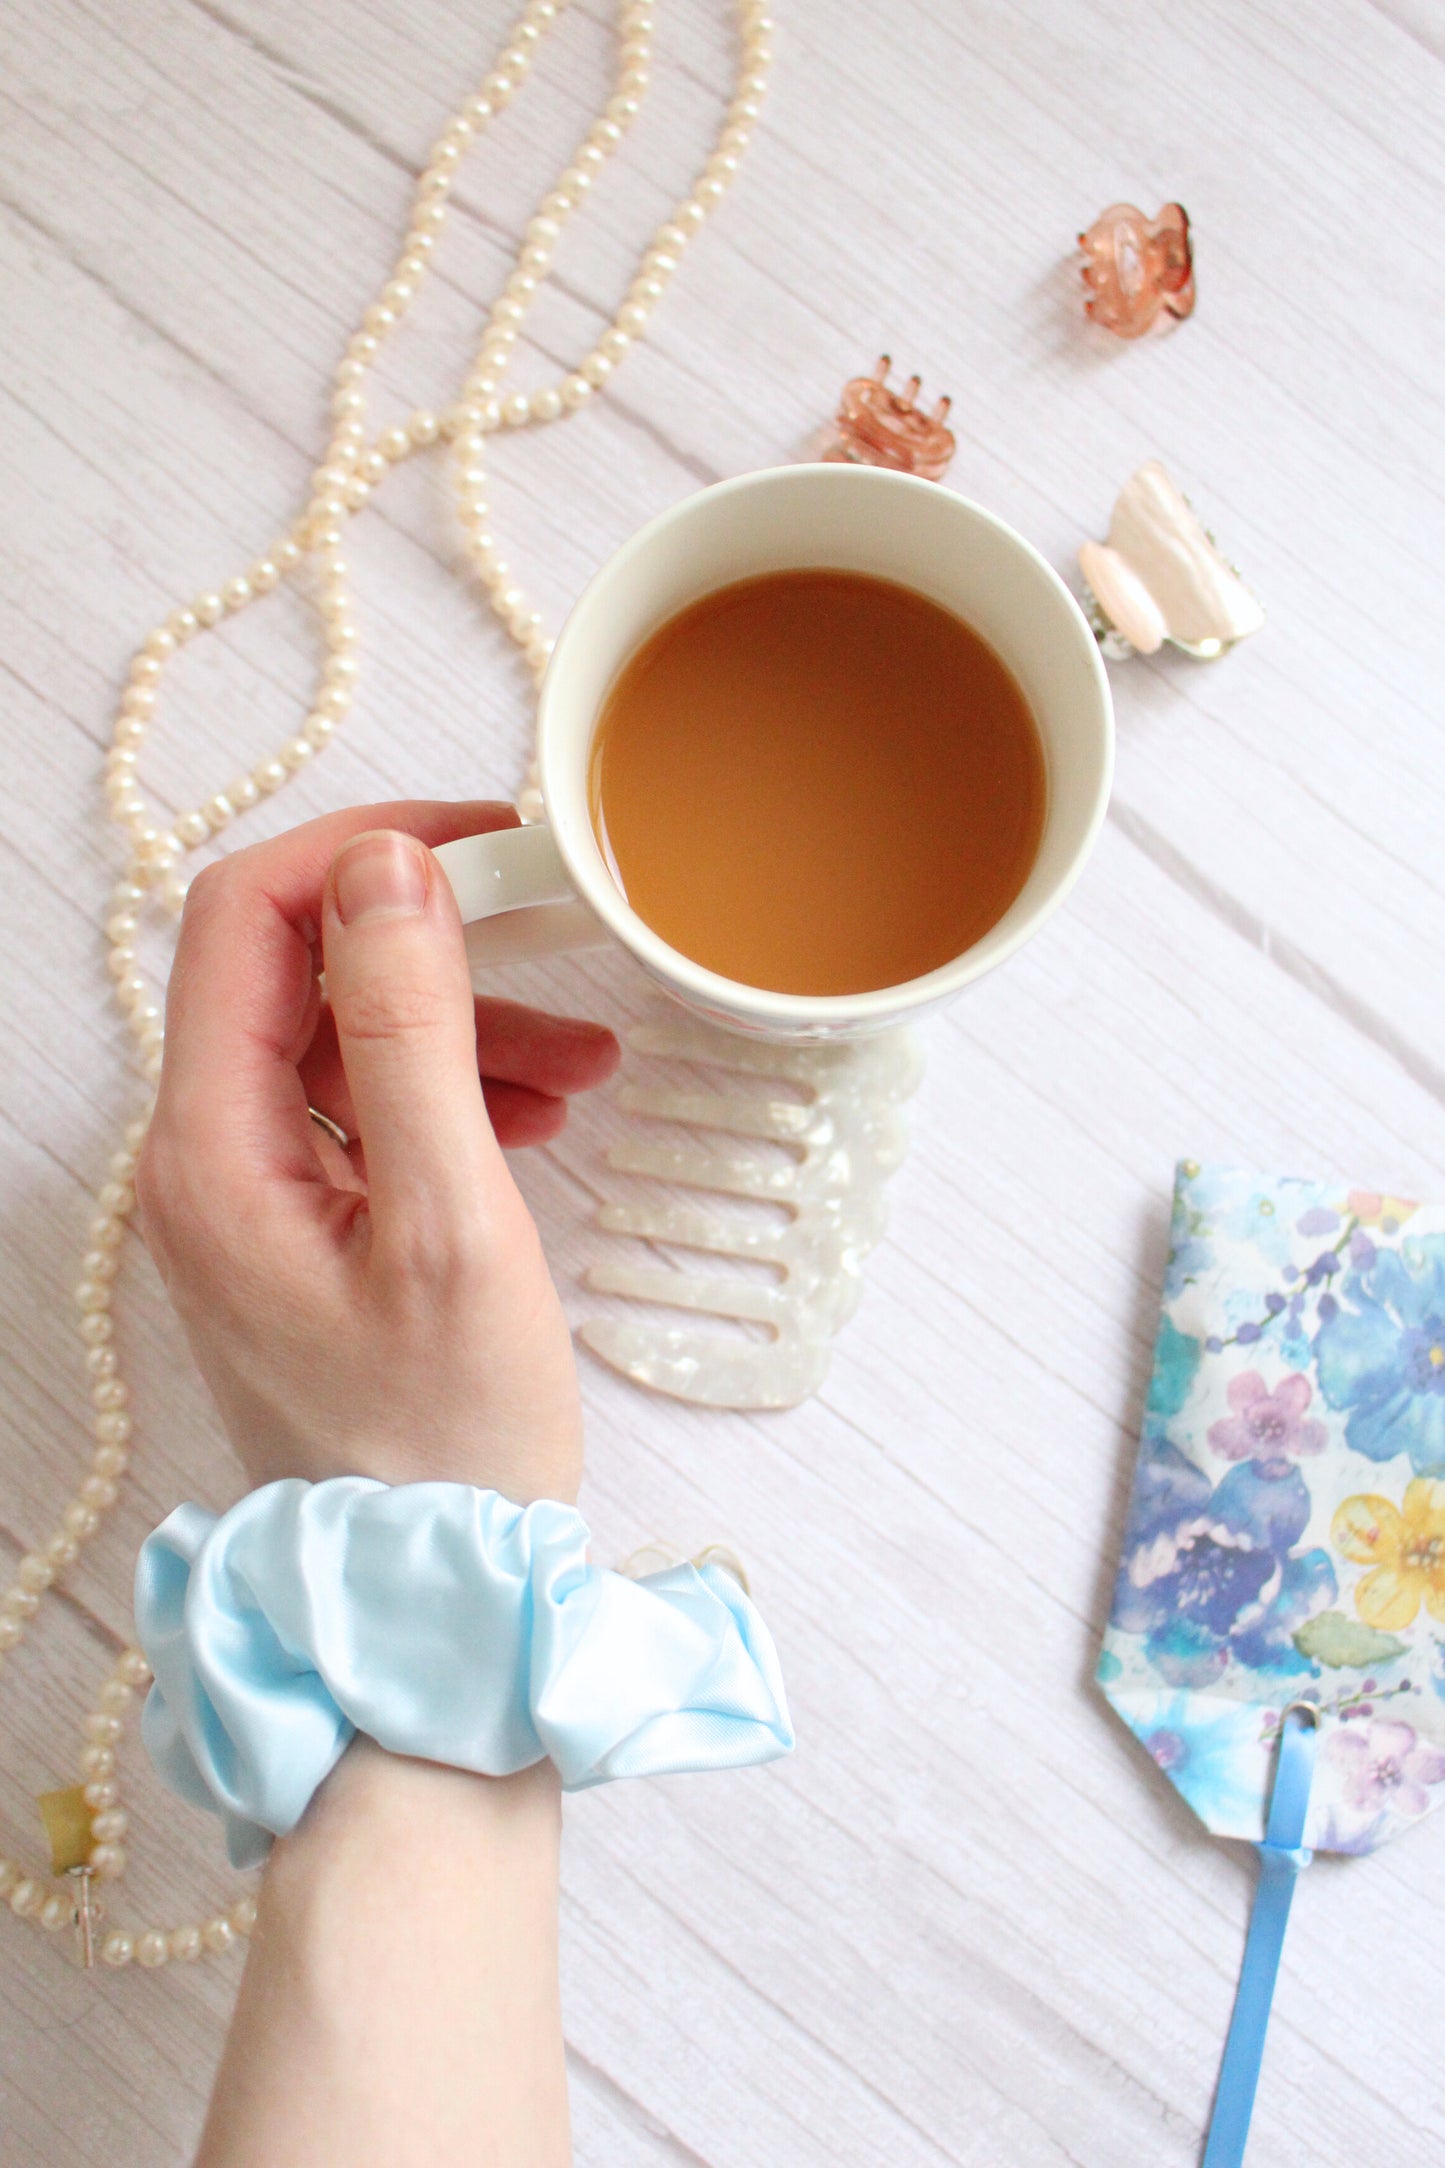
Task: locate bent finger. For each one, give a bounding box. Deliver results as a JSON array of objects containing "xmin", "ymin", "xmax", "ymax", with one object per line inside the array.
[
  {"xmin": 298, "ymin": 997, "xmax": 618, "ymax": 1139},
  {"xmin": 482, "ymin": 1082, "xmax": 569, "ymax": 1147},
  {"xmin": 300, "ymin": 1030, "xmax": 580, "ymax": 1151},
  {"xmin": 473, "ymin": 999, "xmax": 620, "ymax": 1096}
]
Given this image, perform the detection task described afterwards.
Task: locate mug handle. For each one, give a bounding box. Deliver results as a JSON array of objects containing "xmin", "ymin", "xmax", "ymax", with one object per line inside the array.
[{"xmin": 431, "ymin": 824, "xmax": 611, "ymax": 972}]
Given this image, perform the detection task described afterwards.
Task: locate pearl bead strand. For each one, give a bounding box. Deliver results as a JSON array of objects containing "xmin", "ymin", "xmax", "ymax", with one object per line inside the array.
[{"xmin": 2, "ymin": 0, "xmax": 769, "ymax": 1968}]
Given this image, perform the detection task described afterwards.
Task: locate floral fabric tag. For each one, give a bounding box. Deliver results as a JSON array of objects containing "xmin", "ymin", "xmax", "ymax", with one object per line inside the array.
[{"xmin": 1099, "ymin": 1162, "xmax": 1445, "ymax": 1853}]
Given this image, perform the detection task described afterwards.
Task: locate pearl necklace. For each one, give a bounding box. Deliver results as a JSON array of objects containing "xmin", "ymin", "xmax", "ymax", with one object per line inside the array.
[{"xmin": 0, "ymin": 0, "xmax": 771, "ymax": 1973}]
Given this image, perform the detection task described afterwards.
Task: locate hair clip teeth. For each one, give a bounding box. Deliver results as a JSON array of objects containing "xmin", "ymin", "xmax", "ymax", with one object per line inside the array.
[
  {"xmin": 820, "ymin": 355, "xmax": 957, "ymax": 480},
  {"xmin": 579, "ymin": 1014, "xmax": 923, "ymax": 1409}
]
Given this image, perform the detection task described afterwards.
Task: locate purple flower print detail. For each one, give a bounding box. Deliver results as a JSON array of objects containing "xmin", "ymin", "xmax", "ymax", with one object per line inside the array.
[
  {"xmin": 1281, "ymin": 1293, "xmax": 1311, "ymax": 1369},
  {"xmin": 1111, "ymin": 1433, "xmax": 1336, "ymax": 1687},
  {"xmin": 1211, "ymin": 1461, "xmax": 1310, "ymax": 1553},
  {"xmin": 1112, "ymin": 1508, "xmax": 1277, "ymax": 1688},
  {"xmin": 1146, "ymin": 1728, "xmax": 1187, "ymax": 1774},
  {"xmin": 1232, "ymin": 1548, "xmax": 1337, "ymax": 1676},
  {"xmin": 1325, "ymin": 1717, "xmax": 1445, "ymax": 1819},
  {"xmin": 1309, "ymin": 1804, "xmax": 1388, "ymax": 1856},
  {"xmin": 1207, "ymin": 1371, "xmax": 1328, "ymax": 1468},
  {"xmin": 1297, "ymin": 1207, "xmax": 1340, "ymax": 1238}
]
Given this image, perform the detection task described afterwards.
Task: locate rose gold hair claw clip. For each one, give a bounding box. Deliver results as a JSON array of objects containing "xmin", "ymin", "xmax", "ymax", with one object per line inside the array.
[
  {"xmin": 1078, "ymin": 202, "xmax": 1195, "ymax": 339},
  {"xmin": 821, "ymin": 355, "xmax": 956, "ymax": 480},
  {"xmin": 1079, "ymin": 461, "xmax": 1265, "ymax": 661}
]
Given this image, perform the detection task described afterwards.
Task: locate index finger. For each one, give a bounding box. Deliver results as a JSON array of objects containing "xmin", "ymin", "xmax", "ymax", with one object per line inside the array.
[{"xmin": 151, "ymin": 801, "xmax": 521, "ymax": 1197}]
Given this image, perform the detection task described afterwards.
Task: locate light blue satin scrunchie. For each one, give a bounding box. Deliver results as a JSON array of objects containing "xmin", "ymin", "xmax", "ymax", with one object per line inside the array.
[{"xmin": 134, "ymin": 1479, "xmax": 793, "ymax": 1869}]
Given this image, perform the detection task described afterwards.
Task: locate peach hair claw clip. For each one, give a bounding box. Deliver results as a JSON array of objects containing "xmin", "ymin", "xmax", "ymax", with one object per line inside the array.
[
  {"xmin": 821, "ymin": 355, "xmax": 956, "ymax": 480},
  {"xmin": 1078, "ymin": 202, "xmax": 1195, "ymax": 338}
]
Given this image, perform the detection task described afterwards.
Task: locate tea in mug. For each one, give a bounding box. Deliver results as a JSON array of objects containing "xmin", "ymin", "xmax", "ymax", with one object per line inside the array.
[{"xmin": 587, "ymin": 569, "xmax": 1045, "ymax": 997}]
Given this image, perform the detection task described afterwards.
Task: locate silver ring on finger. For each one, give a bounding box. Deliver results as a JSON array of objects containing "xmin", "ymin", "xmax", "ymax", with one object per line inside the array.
[{"xmin": 308, "ymin": 1106, "xmax": 350, "ymax": 1150}]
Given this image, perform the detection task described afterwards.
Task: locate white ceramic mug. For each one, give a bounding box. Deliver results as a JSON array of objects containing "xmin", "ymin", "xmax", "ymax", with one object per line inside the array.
[{"xmin": 434, "ymin": 463, "xmax": 1113, "ymax": 1041}]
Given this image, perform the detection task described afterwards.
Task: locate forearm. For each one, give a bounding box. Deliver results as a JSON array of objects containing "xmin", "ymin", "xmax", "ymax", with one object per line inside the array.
[{"xmin": 196, "ymin": 1740, "xmax": 569, "ymax": 2168}]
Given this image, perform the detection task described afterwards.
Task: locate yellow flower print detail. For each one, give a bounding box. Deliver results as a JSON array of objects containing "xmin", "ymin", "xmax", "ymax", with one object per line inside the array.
[{"xmin": 1333, "ymin": 1480, "xmax": 1445, "ymax": 1631}]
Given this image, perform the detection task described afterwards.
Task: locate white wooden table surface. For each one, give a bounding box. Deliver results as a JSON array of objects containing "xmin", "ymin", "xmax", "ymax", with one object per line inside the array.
[{"xmin": 3, "ymin": 1, "xmax": 1443, "ymax": 2161}]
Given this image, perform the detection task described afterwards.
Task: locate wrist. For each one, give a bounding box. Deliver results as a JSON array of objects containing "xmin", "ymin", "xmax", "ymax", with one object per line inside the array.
[
  {"xmin": 299, "ymin": 1734, "xmax": 562, "ymax": 1841},
  {"xmin": 204, "ymin": 1747, "xmax": 568, "ymax": 2168},
  {"xmin": 229, "ymin": 1426, "xmax": 583, "ymax": 1508},
  {"xmin": 270, "ymin": 1738, "xmax": 561, "ymax": 1906}
]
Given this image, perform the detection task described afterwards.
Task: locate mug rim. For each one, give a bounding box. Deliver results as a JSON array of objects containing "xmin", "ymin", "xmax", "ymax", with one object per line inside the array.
[{"xmin": 536, "ymin": 464, "xmax": 1114, "ymax": 1027}]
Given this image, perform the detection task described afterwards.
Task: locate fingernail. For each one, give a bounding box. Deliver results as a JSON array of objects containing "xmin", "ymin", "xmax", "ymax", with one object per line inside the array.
[{"xmin": 333, "ymin": 833, "xmax": 429, "ymax": 925}]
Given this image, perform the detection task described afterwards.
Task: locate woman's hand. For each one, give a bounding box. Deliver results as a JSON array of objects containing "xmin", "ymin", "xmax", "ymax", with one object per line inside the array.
[{"xmin": 135, "ymin": 801, "xmax": 618, "ymax": 1506}]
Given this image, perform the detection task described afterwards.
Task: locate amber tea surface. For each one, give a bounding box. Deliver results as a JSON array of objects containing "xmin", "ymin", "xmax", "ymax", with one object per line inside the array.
[{"xmin": 587, "ymin": 569, "xmax": 1046, "ymax": 996}]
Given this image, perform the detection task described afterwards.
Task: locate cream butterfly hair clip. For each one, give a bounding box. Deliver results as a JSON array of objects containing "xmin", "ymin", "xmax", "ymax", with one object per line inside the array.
[{"xmin": 1079, "ymin": 461, "xmax": 1265, "ymax": 662}]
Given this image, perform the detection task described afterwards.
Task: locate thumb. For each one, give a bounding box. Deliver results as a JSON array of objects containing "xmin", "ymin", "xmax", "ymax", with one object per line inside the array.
[{"xmin": 322, "ymin": 829, "xmax": 504, "ymax": 1252}]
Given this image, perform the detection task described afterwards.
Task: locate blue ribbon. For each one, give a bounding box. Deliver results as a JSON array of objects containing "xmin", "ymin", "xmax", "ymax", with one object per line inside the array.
[{"xmin": 1202, "ymin": 1706, "xmax": 1319, "ymax": 2168}]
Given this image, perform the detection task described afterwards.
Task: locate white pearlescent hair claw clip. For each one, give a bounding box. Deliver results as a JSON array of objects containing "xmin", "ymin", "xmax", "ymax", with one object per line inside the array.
[
  {"xmin": 1078, "ymin": 460, "xmax": 1265, "ymax": 661},
  {"xmin": 579, "ymin": 1014, "xmax": 923, "ymax": 1410}
]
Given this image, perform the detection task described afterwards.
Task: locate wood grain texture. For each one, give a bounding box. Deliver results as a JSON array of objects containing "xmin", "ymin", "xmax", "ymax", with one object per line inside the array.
[{"xmin": 1, "ymin": 1, "xmax": 1442, "ymax": 2161}]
